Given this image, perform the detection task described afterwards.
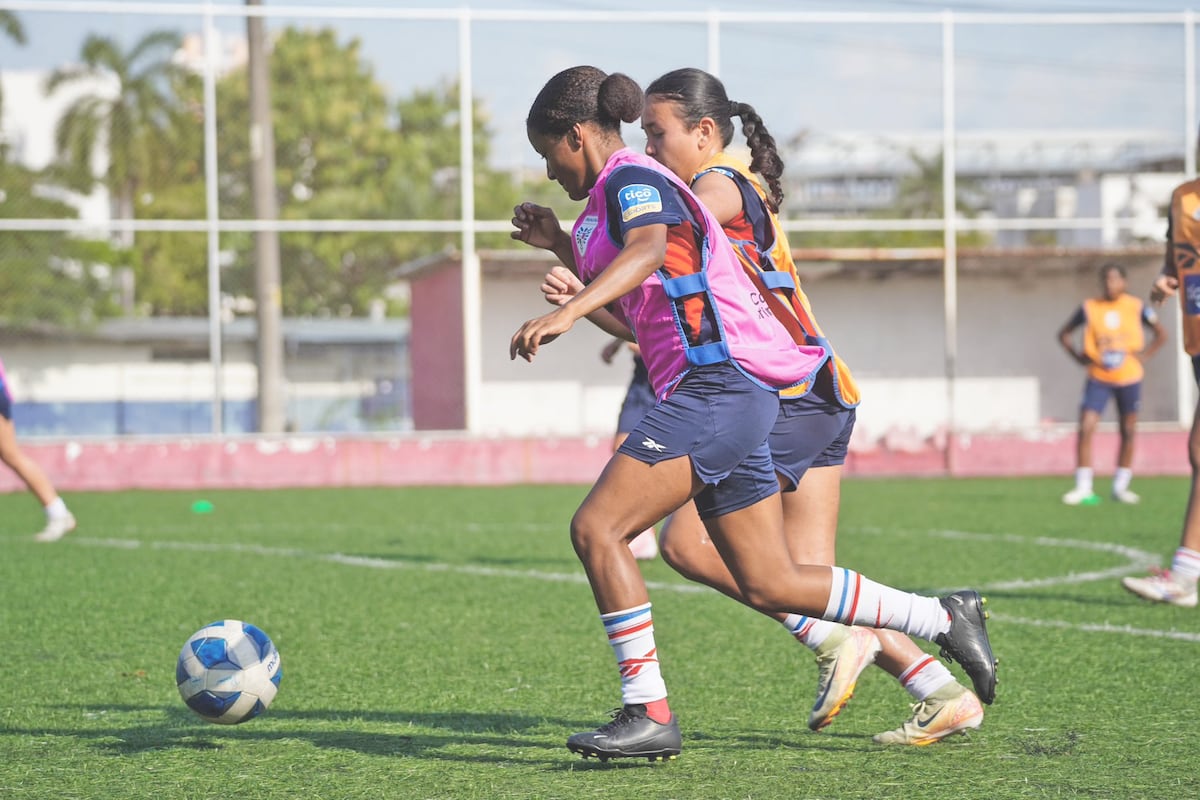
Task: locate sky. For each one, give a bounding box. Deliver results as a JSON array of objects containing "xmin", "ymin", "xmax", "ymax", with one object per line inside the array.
[{"xmin": 6, "ymin": 0, "xmax": 1200, "ymax": 171}]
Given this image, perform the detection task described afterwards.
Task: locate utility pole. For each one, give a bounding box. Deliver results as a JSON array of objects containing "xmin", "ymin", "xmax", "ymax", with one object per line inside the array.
[{"xmin": 246, "ymin": 0, "xmax": 286, "ymax": 433}]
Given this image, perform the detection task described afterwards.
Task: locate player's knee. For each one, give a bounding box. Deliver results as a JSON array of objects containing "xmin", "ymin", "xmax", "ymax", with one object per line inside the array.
[
  {"xmin": 569, "ymin": 508, "xmax": 617, "ymax": 556},
  {"xmin": 737, "ymin": 579, "xmax": 790, "ymax": 613},
  {"xmin": 655, "ymin": 530, "xmax": 685, "ymax": 570}
]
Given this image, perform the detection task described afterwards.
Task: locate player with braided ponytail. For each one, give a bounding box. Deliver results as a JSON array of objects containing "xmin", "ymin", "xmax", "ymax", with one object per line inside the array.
[{"xmin": 641, "ymin": 66, "xmax": 986, "ymax": 746}]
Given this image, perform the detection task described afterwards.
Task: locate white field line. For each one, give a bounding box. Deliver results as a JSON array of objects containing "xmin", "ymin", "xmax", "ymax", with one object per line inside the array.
[{"xmin": 57, "ymin": 530, "xmax": 1194, "ymax": 643}]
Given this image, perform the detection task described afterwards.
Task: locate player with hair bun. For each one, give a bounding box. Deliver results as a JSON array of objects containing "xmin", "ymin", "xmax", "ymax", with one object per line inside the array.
[{"xmin": 511, "ymin": 65, "xmax": 996, "ymax": 762}]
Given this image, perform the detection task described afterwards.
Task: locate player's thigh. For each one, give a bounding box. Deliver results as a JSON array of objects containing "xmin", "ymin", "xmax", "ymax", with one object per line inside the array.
[
  {"xmin": 576, "ymin": 451, "xmax": 698, "ymax": 541},
  {"xmin": 782, "ymin": 465, "xmax": 842, "ymax": 565},
  {"xmin": 0, "ymin": 416, "xmax": 18, "ymax": 462}
]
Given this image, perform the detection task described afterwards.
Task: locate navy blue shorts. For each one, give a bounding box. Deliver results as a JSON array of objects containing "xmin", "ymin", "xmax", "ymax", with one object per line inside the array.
[
  {"xmin": 769, "ymin": 394, "xmax": 856, "ymax": 490},
  {"xmin": 617, "ymin": 358, "xmax": 656, "ymax": 434},
  {"xmin": 1080, "ymin": 377, "xmax": 1140, "ymax": 416},
  {"xmin": 0, "ymin": 374, "xmax": 10, "ymax": 421},
  {"xmin": 617, "ymin": 362, "xmax": 779, "ymax": 519}
]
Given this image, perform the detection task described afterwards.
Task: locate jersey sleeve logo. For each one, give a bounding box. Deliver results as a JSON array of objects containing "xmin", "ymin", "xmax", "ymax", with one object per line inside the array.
[{"xmin": 619, "ymin": 184, "xmax": 663, "ymax": 222}]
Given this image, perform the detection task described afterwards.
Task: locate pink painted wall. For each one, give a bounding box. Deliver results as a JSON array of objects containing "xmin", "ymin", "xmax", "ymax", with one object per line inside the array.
[
  {"xmin": 0, "ymin": 429, "xmax": 1189, "ymax": 493},
  {"xmin": 410, "ymin": 263, "xmax": 465, "ymax": 430}
]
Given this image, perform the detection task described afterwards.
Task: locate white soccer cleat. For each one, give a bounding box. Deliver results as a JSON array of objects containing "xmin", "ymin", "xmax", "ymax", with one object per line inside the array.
[
  {"xmin": 1062, "ymin": 487, "xmax": 1100, "ymax": 506},
  {"xmin": 809, "ymin": 626, "xmax": 882, "ymax": 730},
  {"xmin": 628, "ymin": 528, "xmax": 659, "ymax": 561},
  {"xmin": 1121, "ymin": 569, "xmax": 1198, "ymax": 608},
  {"xmin": 34, "ymin": 513, "xmax": 76, "ymax": 543},
  {"xmin": 1111, "ymin": 488, "xmax": 1141, "ymax": 504},
  {"xmin": 873, "ymin": 683, "xmax": 984, "ymax": 746}
]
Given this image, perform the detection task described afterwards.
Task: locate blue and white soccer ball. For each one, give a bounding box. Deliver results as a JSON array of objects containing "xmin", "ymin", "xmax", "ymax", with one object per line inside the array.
[{"xmin": 176, "ymin": 620, "xmax": 282, "ymax": 725}]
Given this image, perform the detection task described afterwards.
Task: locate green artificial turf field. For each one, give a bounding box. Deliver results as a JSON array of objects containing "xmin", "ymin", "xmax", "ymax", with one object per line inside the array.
[{"xmin": 2, "ymin": 477, "xmax": 1196, "ymax": 799}]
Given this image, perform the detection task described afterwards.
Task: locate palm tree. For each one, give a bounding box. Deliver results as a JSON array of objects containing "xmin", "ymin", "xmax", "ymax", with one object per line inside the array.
[
  {"xmin": 44, "ymin": 30, "xmax": 183, "ymax": 243},
  {"xmin": 0, "ymin": 10, "xmax": 24, "ymax": 46},
  {"xmin": 0, "ymin": 11, "xmax": 26, "ymax": 134}
]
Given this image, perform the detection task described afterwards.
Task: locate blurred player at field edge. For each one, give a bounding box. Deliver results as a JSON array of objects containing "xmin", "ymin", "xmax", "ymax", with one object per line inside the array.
[
  {"xmin": 1121, "ymin": 175, "xmax": 1200, "ymax": 607},
  {"xmin": 0, "ymin": 357, "xmax": 76, "ymax": 541},
  {"xmin": 602, "ymin": 337, "xmax": 659, "ymax": 560},
  {"xmin": 1057, "ymin": 263, "xmax": 1165, "ymax": 506}
]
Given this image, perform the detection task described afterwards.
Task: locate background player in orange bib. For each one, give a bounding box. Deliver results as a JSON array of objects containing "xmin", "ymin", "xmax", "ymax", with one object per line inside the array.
[{"xmin": 1057, "ymin": 263, "xmax": 1165, "ymax": 505}]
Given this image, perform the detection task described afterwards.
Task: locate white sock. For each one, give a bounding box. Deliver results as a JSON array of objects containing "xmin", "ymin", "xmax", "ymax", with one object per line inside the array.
[
  {"xmin": 1171, "ymin": 547, "xmax": 1200, "ymax": 585},
  {"xmin": 823, "ymin": 567, "xmax": 949, "ymax": 642},
  {"xmin": 45, "ymin": 497, "xmax": 69, "ymax": 519},
  {"xmin": 1075, "ymin": 467, "xmax": 1094, "ymax": 493},
  {"xmin": 896, "ymin": 653, "xmax": 956, "ymax": 701},
  {"xmin": 781, "ymin": 613, "xmax": 840, "ymax": 650},
  {"xmin": 1113, "ymin": 467, "xmax": 1133, "ymax": 493},
  {"xmin": 601, "ymin": 603, "xmax": 667, "ymax": 706}
]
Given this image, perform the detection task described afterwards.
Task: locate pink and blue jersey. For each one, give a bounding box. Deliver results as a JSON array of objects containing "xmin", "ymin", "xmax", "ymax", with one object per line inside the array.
[{"xmin": 572, "ymin": 148, "xmax": 827, "ymax": 398}]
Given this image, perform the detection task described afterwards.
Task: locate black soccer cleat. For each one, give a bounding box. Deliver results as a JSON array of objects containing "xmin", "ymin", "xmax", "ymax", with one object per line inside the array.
[
  {"xmin": 566, "ymin": 704, "xmax": 682, "ymax": 762},
  {"xmin": 934, "ymin": 590, "xmax": 998, "ymax": 705}
]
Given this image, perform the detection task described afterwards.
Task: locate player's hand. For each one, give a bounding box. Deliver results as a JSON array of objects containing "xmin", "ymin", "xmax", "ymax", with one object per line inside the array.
[
  {"xmin": 510, "ymin": 306, "xmax": 576, "ymax": 362},
  {"xmin": 511, "ymin": 203, "xmax": 564, "ymax": 251},
  {"xmin": 600, "ymin": 337, "xmax": 622, "ymax": 363},
  {"xmin": 541, "ymin": 265, "xmax": 584, "ymax": 307},
  {"xmin": 1150, "ymin": 274, "xmax": 1178, "ymax": 306}
]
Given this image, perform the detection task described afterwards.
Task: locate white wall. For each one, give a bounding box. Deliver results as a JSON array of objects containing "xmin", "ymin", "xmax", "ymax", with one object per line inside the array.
[{"xmin": 473, "ymin": 257, "xmax": 1179, "ymax": 442}]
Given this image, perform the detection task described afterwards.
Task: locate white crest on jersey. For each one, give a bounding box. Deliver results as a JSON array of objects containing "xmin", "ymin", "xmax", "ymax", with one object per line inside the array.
[{"xmin": 575, "ymin": 215, "xmax": 598, "ymax": 258}]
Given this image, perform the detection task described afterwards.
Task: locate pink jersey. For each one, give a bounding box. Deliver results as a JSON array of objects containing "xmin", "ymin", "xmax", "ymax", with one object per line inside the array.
[{"xmin": 571, "ymin": 148, "xmax": 826, "ymax": 397}]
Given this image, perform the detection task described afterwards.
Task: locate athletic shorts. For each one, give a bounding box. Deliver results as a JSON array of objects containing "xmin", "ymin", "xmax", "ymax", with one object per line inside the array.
[
  {"xmin": 617, "ymin": 361, "xmax": 779, "ymax": 520},
  {"xmin": 1080, "ymin": 377, "xmax": 1140, "ymax": 416},
  {"xmin": 616, "ymin": 358, "xmax": 657, "ymax": 435},
  {"xmin": 0, "ymin": 373, "xmax": 10, "ymax": 421},
  {"xmin": 769, "ymin": 393, "xmax": 856, "ymax": 491}
]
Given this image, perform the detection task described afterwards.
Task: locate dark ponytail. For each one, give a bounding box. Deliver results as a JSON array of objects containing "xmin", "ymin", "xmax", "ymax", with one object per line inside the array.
[{"xmin": 645, "ymin": 67, "xmax": 785, "ymax": 212}]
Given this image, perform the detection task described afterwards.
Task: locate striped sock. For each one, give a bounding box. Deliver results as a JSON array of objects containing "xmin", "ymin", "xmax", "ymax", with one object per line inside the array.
[
  {"xmin": 823, "ymin": 567, "xmax": 949, "ymax": 642},
  {"xmin": 601, "ymin": 603, "xmax": 668, "ymax": 711},
  {"xmin": 897, "ymin": 654, "xmax": 956, "ymax": 701},
  {"xmin": 1171, "ymin": 547, "xmax": 1200, "ymax": 585},
  {"xmin": 782, "ymin": 613, "xmax": 840, "ymax": 650}
]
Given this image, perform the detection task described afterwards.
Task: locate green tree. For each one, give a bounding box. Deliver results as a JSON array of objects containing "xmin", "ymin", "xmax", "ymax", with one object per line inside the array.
[
  {"xmin": 45, "ymin": 30, "xmax": 184, "ymax": 236},
  {"xmin": 0, "ymin": 164, "xmax": 124, "ymax": 327},
  {"xmin": 215, "ymin": 27, "xmax": 527, "ymax": 317},
  {"xmin": 0, "ymin": 10, "xmax": 26, "ymax": 124},
  {"xmin": 0, "ymin": 10, "xmax": 23, "ymax": 43},
  {"xmin": 131, "ymin": 68, "xmax": 210, "ymax": 316}
]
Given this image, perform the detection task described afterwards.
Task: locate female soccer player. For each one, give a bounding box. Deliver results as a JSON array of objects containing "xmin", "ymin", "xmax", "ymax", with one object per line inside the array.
[
  {"xmin": 637, "ymin": 66, "xmax": 985, "ymax": 745},
  {"xmin": 0, "ymin": 357, "xmax": 76, "ymax": 541},
  {"xmin": 601, "ymin": 338, "xmax": 659, "ymax": 560},
  {"xmin": 1057, "ymin": 263, "xmax": 1165, "ymax": 506},
  {"xmin": 510, "ymin": 65, "xmax": 995, "ymax": 762}
]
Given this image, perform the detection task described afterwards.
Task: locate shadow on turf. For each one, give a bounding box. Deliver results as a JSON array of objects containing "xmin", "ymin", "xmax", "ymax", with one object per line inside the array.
[{"xmin": 37, "ymin": 703, "xmax": 850, "ymax": 766}]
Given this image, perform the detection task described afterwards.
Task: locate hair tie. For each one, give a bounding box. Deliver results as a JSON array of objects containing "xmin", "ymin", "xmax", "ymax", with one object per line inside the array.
[{"xmin": 728, "ymin": 100, "xmax": 740, "ymax": 117}]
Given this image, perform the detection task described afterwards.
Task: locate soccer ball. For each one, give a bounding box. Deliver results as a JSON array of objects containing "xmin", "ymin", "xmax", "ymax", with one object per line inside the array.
[{"xmin": 176, "ymin": 619, "xmax": 282, "ymax": 724}]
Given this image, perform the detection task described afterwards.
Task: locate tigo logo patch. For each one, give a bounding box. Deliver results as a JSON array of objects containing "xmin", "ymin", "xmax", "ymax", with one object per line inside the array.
[{"xmin": 619, "ymin": 184, "xmax": 662, "ymax": 222}]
